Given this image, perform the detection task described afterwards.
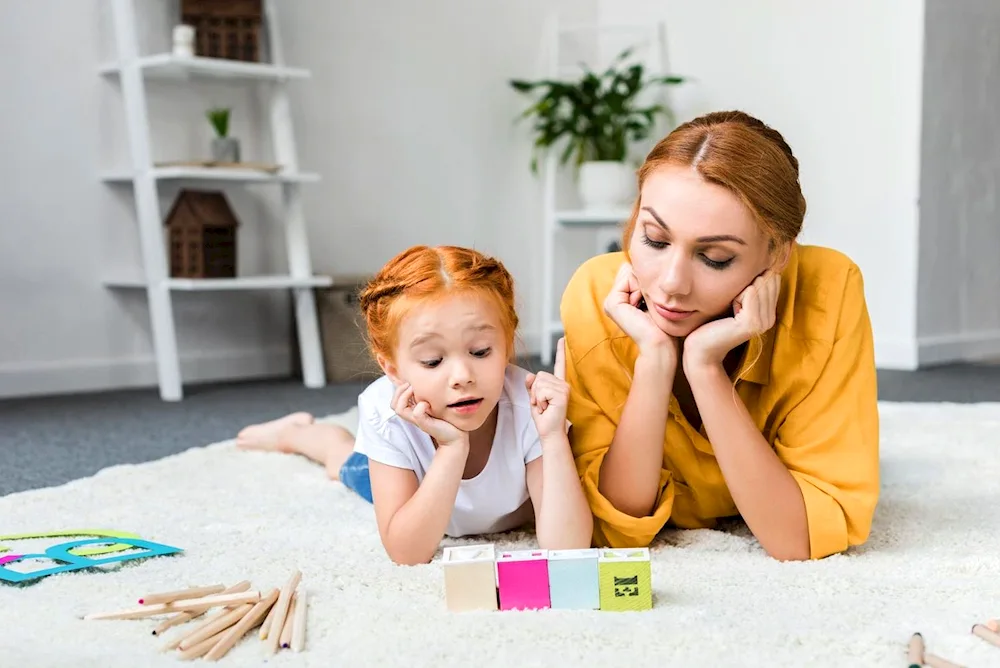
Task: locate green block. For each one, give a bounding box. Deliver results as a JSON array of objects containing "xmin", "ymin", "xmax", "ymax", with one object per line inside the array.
[{"xmin": 597, "ymin": 547, "xmax": 652, "ymax": 611}]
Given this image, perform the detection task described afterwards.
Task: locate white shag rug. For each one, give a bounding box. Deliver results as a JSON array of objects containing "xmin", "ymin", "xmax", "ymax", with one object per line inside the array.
[{"xmin": 2, "ymin": 402, "xmax": 1000, "ymax": 668}]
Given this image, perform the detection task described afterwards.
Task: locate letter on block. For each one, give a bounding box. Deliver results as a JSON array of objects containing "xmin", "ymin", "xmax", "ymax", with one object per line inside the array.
[
  {"xmin": 547, "ymin": 548, "xmax": 599, "ymax": 610},
  {"xmin": 597, "ymin": 547, "xmax": 652, "ymax": 611},
  {"xmin": 496, "ymin": 549, "xmax": 550, "ymax": 611},
  {"xmin": 442, "ymin": 544, "xmax": 498, "ymax": 612}
]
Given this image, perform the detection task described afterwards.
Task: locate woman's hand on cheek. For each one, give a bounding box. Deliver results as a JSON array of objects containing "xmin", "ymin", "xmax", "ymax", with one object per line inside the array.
[
  {"xmin": 683, "ymin": 270, "xmax": 781, "ymax": 373},
  {"xmin": 390, "ymin": 382, "xmax": 468, "ymax": 449},
  {"xmin": 604, "ymin": 262, "xmax": 677, "ymax": 359}
]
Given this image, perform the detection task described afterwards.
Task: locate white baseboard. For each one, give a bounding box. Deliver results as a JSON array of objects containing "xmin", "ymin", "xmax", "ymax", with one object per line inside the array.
[
  {"xmin": 0, "ymin": 346, "xmax": 293, "ymax": 399},
  {"xmin": 917, "ymin": 329, "xmax": 1000, "ymax": 366},
  {"xmin": 875, "ymin": 337, "xmax": 920, "ymax": 371}
]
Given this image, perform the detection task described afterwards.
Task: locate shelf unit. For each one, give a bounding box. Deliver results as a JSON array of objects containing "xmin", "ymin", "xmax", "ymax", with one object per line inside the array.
[
  {"xmin": 103, "ymin": 0, "xmax": 329, "ymax": 401},
  {"xmin": 98, "ymin": 53, "xmax": 310, "ymax": 82},
  {"xmin": 536, "ymin": 16, "xmax": 668, "ymax": 365}
]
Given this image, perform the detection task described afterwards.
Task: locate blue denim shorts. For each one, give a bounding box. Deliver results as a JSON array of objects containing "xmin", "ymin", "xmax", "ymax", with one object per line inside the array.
[{"xmin": 339, "ymin": 451, "xmax": 373, "ymax": 504}]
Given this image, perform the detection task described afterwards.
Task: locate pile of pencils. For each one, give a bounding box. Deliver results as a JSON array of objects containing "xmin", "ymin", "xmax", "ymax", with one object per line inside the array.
[{"xmin": 84, "ymin": 570, "xmax": 307, "ymax": 661}]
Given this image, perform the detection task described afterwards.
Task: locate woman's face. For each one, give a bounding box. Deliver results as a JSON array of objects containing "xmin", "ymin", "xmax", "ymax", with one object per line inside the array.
[{"xmin": 628, "ymin": 164, "xmax": 777, "ymax": 338}]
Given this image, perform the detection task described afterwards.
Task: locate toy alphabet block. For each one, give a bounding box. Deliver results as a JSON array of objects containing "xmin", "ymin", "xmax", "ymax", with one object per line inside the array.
[
  {"xmin": 442, "ymin": 544, "xmax": 498, "ymax": 612},
  {"xmin": 496, "ymin": 549, "xmax": 550, "ymax": 611},
  {"xmin": 597, "ymin": 547, "xmax": 652, "ymax": 611},
  {"xmin": 547, "ymin": 548, "xmax": 599, "ymax": 610}
]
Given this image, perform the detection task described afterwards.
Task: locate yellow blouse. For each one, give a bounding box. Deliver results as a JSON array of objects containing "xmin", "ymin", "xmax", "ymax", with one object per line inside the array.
[{"xmin": 560, "ymin": 244, "xmax": 879, "ymax": 559}]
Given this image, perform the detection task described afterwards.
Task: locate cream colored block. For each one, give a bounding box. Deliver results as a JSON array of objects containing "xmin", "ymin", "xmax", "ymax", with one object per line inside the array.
[{"xmin": 442, "ymin": 544, "xmax": 498, "ymax": 612}]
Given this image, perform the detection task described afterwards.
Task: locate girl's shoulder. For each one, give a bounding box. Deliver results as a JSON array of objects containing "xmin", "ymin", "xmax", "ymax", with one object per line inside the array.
[
  {"xmin": 356, "ymin": 374, "xmax": 401, "ymax": 433},
  {"xmin": 499, "ymin": 364, "xmax": 534, "ymax": 410}
]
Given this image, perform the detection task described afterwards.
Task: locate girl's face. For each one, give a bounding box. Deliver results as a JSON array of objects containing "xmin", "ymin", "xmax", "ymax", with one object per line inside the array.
[
  {"xmin": 385, "ymin": 292, "xmax": 509, "ymax": 432},
  {"xmin": 628, "ymin": 164, "xmax": 776, "ymax": 337}
]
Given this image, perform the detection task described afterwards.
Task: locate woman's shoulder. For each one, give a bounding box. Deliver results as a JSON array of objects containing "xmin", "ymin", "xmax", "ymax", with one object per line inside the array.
[
  {"xmin": 559, "ymin": 252, "xmax": 626, "ymax": 362},
  {"xmin": 780, "ymin": 244, "xmax": 868, "ymax": 344}
]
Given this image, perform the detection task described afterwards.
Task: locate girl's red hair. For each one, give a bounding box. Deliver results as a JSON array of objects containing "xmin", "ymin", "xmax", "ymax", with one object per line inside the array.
[{"xmin": 358, "ymin": 246, "xmax": 519, "ymax": 363}]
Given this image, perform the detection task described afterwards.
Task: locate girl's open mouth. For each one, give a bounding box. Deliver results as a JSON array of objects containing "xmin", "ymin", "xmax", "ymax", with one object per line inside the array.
[{"xmin": 448, "ymin": 398, "xmax": 483, "ymax": 414}]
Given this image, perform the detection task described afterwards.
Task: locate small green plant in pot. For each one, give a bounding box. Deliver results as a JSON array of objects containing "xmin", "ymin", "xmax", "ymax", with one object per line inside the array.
[
  {"xmin": 207, "ymin": 107, "xmax": 240, "ymax": 163},
  {"xmin": 509, "ymin": 48, "xmax": 684, "ymax": 210}
]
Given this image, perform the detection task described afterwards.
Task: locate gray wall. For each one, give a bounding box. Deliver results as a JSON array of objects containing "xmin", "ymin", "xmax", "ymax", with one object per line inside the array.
[{"xmin": 917, "ymin": 0, "xmax": 1000, "ymax": 364}]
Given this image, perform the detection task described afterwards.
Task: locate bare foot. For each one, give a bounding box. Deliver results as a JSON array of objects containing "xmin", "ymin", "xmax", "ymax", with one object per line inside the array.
[{"xmin": 236, "ymin": 412, "xmax": 315, "ymax": 452}]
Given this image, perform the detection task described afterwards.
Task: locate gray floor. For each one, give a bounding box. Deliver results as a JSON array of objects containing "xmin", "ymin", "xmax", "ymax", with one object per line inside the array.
[{"xmin": 2, "ymin": 358, "xmax": 999, "ymax": 497}]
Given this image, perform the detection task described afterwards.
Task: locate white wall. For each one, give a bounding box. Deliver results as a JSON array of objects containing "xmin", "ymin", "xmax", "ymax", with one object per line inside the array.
[
  {"xmin": 916, "ymin": 0, "xmax": 1000, "ymax": 365},
  {"xmin": 0, "ymin": 0, "xmax": 594, "ymax": 398},
  {"xmin": 599, "ymin": 0, "xmax": 927, "ymax": 369}
]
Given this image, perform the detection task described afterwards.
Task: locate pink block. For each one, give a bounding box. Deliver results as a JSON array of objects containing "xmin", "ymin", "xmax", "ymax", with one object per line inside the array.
[{"xmin": 497, "ymin": 549, "xmax": 550, "ymax": 611}]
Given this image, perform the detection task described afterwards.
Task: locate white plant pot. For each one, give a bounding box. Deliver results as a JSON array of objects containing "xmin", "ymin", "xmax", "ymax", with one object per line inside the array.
[
  {"xmin": 211, "ymin": 137, "xmax": 241, "ymax": 163},
  {"xmin": 577, "ymin": 161, "xmax": 634, "ymax": 210}
]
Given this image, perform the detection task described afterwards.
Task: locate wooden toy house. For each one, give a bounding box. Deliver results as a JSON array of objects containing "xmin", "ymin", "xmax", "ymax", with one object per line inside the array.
[
  {"xmin": 164, "ymin": 189, "xmax": 238, "ymax": 279},
  {"xmin": 181, "ymin": 0, "xmax": 263, "ymax": 62}
]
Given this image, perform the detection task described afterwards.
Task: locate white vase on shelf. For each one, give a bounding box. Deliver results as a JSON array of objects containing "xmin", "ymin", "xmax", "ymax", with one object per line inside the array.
[
  {"xmin": 172, "ymin": 25, "xmax": 195, "ymax": 58},
  {"xmin": 577, "ymin": 161, "xmax": 634, "ymax": 210}
]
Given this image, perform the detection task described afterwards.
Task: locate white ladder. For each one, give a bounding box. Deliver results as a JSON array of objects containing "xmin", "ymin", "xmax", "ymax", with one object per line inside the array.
[
  {"xmin": 536, "ymin": 15, "xmax": 670, "ymax": 365},
  {"xmin": 103, "ymin": 0, "xmax": 330, "ymax": 401}
]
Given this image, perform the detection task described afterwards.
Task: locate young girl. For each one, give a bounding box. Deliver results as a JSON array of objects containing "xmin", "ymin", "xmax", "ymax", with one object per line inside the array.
[{"xmin": 238, "ymin": 245, "xmax": 593, "ymax": 565}]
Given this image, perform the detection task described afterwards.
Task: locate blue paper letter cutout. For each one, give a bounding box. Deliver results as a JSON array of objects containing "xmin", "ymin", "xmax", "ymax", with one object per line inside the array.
[{"xmin": 0, "ymin": 537, "xmax": 182, "ymax": 584}]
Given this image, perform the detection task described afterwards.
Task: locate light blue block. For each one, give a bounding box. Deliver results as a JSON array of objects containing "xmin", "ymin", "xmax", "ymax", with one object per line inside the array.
[{"xmin": 547, "ymin": 548, "xmax": 600, "ymax": 610}]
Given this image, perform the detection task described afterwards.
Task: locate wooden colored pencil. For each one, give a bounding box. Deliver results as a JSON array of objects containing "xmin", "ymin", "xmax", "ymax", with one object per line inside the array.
[
  {"xmin": 924, "ymin": 652, "xmax": 966, "ymax": 668},
  {"xmin": 291, "ymin": 590, "xmax": 307, "ymax": 652},
  {"xmin": 907, "ymin": 632, "xmax": 924, "ymax": 668},
  {"xmin": 161, "ymin": 607, "xmax": 233, "ymax": 652},
  {"xmin": 972, "ymin": 623, "xmax": 1000, "ymax": 648},
  {"xmin": 152, "ymin": 580, "xmax": 251, "ymax": 635},
  {"xmin": 177, "ymin": 603, "xmax": 253, "ymax": 651},
  {"xmin": 177, "ymin": 628, "xmax": 228, "ymax": 661},
  {"xmin": 263, "ymin": 570, "xmax": 301, "ymax": 655},
  {"xmin": 204, "ymin": 588, "xmax": 279, "ymax": 662},
  {"xmin": 258, "ymin": 595, "xmax": 279, "ymax": 640},
  {"xmin": 85, "ymin": 591, "xmax": 260, "ymax": 620},
  {"xmin": 279, "ymin": 593, "xmax": 297, "ymax": 648},
  {"xmin": 139, "ymin": 584, "xmax": 225, "ymax": 605}
]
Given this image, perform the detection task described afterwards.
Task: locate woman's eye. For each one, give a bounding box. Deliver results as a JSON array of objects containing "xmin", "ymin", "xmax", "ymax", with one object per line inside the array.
[
  {"xmin": 641, "ymin": 234, "xmax": 667, "ymax": 250},
  {"xmin": 471, "ymin": 347, "xmax": 491, "ymax": 358},
  {"xmin": 701, "ymin": 255, "xmax": 735, "ymax": 270}
]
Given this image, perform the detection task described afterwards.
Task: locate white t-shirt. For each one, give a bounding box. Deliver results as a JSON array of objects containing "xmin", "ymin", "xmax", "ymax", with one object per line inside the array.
[{"xmin": 352, "ymin": 364, "xmax": 543, "ymax": 538}]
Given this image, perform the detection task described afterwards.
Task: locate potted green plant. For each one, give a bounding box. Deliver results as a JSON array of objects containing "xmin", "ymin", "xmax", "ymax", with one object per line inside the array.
[
  {"xmin": 510, "ymin": 48, "xmax": 684, "ymax": 209},
  {"xmin": 207, "ymin": 107, "xmax": 240, "ymax": 163}
]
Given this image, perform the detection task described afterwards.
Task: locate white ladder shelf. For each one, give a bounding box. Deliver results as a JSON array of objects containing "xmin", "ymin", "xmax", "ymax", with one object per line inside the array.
[
  {"xmin": 103, "ymin": 0, "xmax": 330, "ymax": 401},
  {"xmin": 536, "ymin": 16, "xmax": 669, "ymax": 365}
]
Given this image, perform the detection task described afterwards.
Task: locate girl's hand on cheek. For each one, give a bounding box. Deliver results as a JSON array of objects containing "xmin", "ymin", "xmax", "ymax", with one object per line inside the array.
[{"xmin": 390, "ymin": 382, "xmax": 468, "ymax": 448}]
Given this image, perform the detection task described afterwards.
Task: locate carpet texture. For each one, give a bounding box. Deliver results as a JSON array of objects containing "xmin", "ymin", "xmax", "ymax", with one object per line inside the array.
[{"xmin": 2, "ymin": 402, "xmax": 1000, "ymax": 667}]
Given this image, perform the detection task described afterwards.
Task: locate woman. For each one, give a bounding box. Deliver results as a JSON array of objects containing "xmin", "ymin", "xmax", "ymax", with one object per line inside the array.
[{"xmin": 561, "ymin": 110, "xmax": 879, "ymax": 561}]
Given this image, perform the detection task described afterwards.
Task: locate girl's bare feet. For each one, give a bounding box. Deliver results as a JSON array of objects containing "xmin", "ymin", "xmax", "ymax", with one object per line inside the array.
[{"xmin": 236, "ymin": 412, "xmax": 315, "ymax": 452}]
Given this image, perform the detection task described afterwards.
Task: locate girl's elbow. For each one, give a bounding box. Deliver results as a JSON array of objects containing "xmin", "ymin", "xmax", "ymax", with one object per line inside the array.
[
  {"xmin": 384, "ymin": 543, "xmax": 435, "ymax": 566},
  {"xmin": 388, "ymin": 551, "xmax": 433, "ymax": 567}
]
